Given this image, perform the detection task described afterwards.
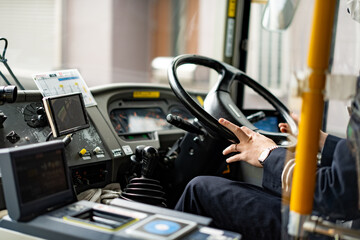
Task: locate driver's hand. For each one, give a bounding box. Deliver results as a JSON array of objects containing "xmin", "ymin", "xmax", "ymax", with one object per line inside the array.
[
  {"xmin": 219, "ymin": 118, "xmax": 277, "ymax": 168},
  {"xmin": 278, "ymin": 112, "xmax": 299, "ymax": 135},
  {"xmin": 278, "ymin": 113, "xmax": 328, "ymax": 151}
]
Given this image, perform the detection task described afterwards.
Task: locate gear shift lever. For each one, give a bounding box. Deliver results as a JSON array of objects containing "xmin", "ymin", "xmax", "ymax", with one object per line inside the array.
[
  {"xmin": 120, "ymin": 145, "xmax": 166, "ymax": 207},
  {"xmin": 141, "ymin": 146, "xmax": 159, "ymax": 178}
]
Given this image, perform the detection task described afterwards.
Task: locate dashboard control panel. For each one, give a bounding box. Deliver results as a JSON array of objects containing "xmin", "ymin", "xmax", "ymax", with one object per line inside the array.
[{"xmin": 0, "ymin": 85, "xmax": 206, "ymax": 211}]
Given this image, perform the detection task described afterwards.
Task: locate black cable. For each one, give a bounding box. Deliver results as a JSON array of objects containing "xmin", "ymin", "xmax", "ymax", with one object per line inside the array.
[
  {"xmin": 0, "ymin": 38, "xmax": 25, "ymax": 90},
  {"xmin": 46, "ymin": 132, "xmax": 53, "ymax": 141},
  {"xmin": 0, "ymin": 38, "xmax": 7, "ymax": 59}
]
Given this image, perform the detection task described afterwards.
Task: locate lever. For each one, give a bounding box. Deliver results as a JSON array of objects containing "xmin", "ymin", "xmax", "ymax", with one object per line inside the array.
[
  {"xmin": 166, "ymin": 114, "xmax": 203, "ymax": 135},
  {"xmin": 246, "ymin": 111, "xmax": 266, "ymax": 123},
  {"xmin": 141, "ymin": 146, "xmax": 159, "ymax": 179},
  {"xmin": 130, "ymin": 145, "xmax": 145, "ymax": 164},
  {"xmin": 121, "ymin": 145, "xmax": 166, "ymax": 207},
  {"xmin": 62, "ymin": 133, "xmax": 74, "ymax": 147}
]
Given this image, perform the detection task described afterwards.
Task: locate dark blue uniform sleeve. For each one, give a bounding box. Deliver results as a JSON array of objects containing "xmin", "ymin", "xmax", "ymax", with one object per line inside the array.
[
  {"xmin": 319, "ymin": 134, "xmax": 342, "ymax": 166},
  {"xmin": 262, "ymin": 134, "xmax": 342, "ymax": 195},
  {"xmin": 314, "ymin": 139, "xmax": 360, "ymax": 220},
  {"xmin": 262, "ymin": 147, "xmax": 288, "ymax": 196},
  {"xmin": 262, "ymin": 135, "xmax": 360, "ymax": 220}
]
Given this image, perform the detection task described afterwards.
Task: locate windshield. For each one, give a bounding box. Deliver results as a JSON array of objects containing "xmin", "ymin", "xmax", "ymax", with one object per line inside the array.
[
  {"xmin": 1, "ymin": 0, "xmax": 359, "ymax": 136},
  {"xmin": 245, "ymin": 0, "xmax": 360, "ymax": 138},
  {"xmin": 0, "ymin": 0, "xmax": 227, "ymax": 91}
]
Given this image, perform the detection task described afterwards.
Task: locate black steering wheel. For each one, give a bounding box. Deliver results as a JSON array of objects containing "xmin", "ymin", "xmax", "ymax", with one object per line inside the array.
[{"xmin": 168, "ymin": 54, "xmax": 297, "ymax": 147}]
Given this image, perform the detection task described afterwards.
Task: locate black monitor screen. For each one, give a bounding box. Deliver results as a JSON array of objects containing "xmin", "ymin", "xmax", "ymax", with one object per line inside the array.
[
  {"xmin": 44, "ymin": 93, "xmax": 90, "ymax": 137},
  {"xmin": 0, "ymin": 141, "xmax": 76, "ymax": 221},
  {"xmin": 14, "ymin": 148, "xmax": 68, "ymax": 204}
]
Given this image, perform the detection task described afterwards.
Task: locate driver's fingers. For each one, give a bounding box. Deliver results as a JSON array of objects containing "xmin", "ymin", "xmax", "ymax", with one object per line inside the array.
[
  {"xmin": 240, "ymin": 126, "xmax": 254, "ymax": 136},
  {"xmin": 223, "ymin": 143, "xmax": 240, "ymax": 155},
  {"xmin": 219, "ymin": 118, "xmax": 250, "ymax": 142},
  {"xmin": 225, "ymin": 152, "xmax": 246, "ymax": 163},
  {"xmin": 278, "ymin": 123, "xmax": 289, "ymax": 133},
  {"xmin": 278, "ymin": 123, "xmax": 287, "ymax": 127}
]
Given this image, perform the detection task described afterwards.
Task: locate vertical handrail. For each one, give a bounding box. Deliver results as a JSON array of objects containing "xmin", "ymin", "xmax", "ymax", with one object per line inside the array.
[{"xmin": 287, "ymin": 0, "xmax": 338, "ymax": 237}]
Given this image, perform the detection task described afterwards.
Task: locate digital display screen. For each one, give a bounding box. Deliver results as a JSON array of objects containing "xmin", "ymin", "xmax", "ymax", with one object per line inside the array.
[
  {"xmin": 0, "ymin": 141, "xmax": 75, "ymax": 221},
  {"xmin": 44, "ymin": 93, "xmax": 90, "ymax": 137},
  {"xmin": 14, "ymin": 149, "xmax": 68, "ymax": 204},
  {"xmin": 50, "ymin": 94, "xmax": 89, "ymax": 135}
]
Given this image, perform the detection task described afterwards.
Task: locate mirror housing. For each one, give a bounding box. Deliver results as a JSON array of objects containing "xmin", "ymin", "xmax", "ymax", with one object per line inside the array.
[{"xmin": 262, "ymin": 0, "xmax": 299, "ymax": 31}]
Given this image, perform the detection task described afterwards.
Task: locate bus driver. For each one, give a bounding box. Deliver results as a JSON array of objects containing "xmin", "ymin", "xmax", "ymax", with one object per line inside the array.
[{"xmin": 175, "ymin": 83, "xmax": 360, "ymax": 239}]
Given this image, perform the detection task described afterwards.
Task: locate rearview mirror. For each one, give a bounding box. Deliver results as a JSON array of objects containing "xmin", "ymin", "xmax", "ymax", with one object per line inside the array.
[{"xmin": 262, "ymin": 0, "xmax": 299, "ymax": 31}]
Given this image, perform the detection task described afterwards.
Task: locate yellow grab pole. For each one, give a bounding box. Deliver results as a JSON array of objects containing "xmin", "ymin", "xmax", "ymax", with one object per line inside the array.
[{"xmin": 288, "ymin": 0, "xmax": 337, "ymax": 237}]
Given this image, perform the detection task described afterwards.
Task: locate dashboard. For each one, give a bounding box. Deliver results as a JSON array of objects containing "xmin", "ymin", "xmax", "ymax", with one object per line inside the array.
[
  {"xmin": 91, "ymin": 84, "xmax": 203, "ymax": 152},
  {"xmin": 0, "ymin": 83, "xmax": 204, "ymax": 210},
  {"xmin": 0, "ymin": 82, "xmax": 285, "ymax": 213}
]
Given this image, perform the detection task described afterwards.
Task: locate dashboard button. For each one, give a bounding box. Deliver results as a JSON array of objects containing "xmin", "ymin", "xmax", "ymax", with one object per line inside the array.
[{"xmin": 122, "ymin": 145, "xmax": 133, "ymax": 155}]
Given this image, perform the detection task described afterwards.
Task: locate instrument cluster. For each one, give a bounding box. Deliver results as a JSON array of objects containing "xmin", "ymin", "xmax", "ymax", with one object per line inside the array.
[{"xmin": 109, "ymin": 105, "xmax": 194, "ymax": 135}]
